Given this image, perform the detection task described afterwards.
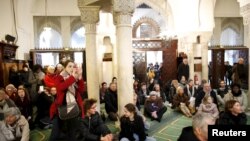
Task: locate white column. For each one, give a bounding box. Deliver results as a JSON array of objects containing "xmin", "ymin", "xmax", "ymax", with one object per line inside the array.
[
  {"xmin": 201, "ymin": 43, "xmax": 209, "ymax": 80},
  {"xmin": 113, "ymin": 43, "xmax": 118, "ymax": 78},
  {"xmin": 61, "ymin": 17, "xmax": 71, "ymax": 47},
  {"xmin": 200, "ymin": 32, "xmax": 212, "ymax": 80},
  {"xmin": 188, "ymin": 43, "xmax": 195, "ymax": 80},
  {"xmin": 79, "ymin": 6, "xmax": 100, "ymax": 111},
  {"xmin": 113, "ymin": 0, "xmax": 135, "ymax": 116}
]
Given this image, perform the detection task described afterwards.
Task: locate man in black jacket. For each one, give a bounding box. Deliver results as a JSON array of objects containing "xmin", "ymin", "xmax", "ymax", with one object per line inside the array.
[{"xmin": 177, "ymin": 58, "xmax": 189, "ymax": 82}]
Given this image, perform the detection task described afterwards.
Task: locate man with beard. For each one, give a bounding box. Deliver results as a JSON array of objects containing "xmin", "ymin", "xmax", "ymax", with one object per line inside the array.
[
  {"xmin": 223, "ymin": 83, "xmax": 248, "ymax": 112},
  {"xmin": 104, "ymin": 83, "xmax": 118, "ymax": 121}
]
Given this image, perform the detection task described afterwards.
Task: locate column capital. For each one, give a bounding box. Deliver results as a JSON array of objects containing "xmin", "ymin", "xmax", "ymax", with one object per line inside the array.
[
  {"xmin": 237, "ymin": 0, "xmax": 250, "ymax": 7},
  {"xmin": 240, "ymin": 3, "xmax": 250, "ymax": 25},
  {"xmin": 79, "ymin": 6, "xmax": 100, "ymax": 24},
  {"xmin": 78, "ymin": 0, "xmax": 99, "ymax": 7},
  {"xmin": 113, "ymin": 12, "xmax": 133, "ymax": 26},
  {"xmin": 113, "ymin": 0, "xmax": 135, "ymax": 14}
]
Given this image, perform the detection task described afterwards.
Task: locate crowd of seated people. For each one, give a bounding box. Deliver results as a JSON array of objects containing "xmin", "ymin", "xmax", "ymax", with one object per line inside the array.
[{"xmin": 0, "ymin": 58, "xmax": 249, "ymax": 141}]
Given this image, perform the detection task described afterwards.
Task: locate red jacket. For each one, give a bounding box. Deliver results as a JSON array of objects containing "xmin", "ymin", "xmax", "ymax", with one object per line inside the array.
[
  {"xmin": 50, "ymin": 75, "xmax": 85, "ymax": 119},
  {"xmin": 44, "ymin": 74, "xmax": 56, "ymax": 88}
]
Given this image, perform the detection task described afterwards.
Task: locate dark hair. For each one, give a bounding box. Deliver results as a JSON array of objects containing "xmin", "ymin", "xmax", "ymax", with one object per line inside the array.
[
  {"xmin": 112, "ymin": 77, "xmax": 117, "ymax": 82},
  {"xmin": 124, "ymin": 103, "xmax": 136, "ymax": 114},
  {"xmin": 231, "ymin": 83, "xmax": 241, "ymax": 89},
  {"xmin": 62, "ymin": 60, "xmax": 74, "ymax": 68},
  {"xmin": 101, "ymin": 82, "xmax": 107, "ymax": 87},
  {"xmin": 22, "ymin": 64, "xmax": 29, "ymax": 69},
  {"xmin": 84, "ymin": 98, "xmax": 97, "ymax": 114},
  {"xmin": 188, "ymin": 79, "xmax": 193, "ymax": 83},
  {"xmin": 141, "ymin": 82, "xmax": 146, "ymax": 86},
  {"xmin": 54, "ymin": 63, "xmax": 63, "ymax": 74},
  {"xmin": 224, "ymin": 99, "xmax": 239, "ymax": 113},
  {"xmin": 17, "ymin": 88, "xmax": 30, "ymax": 102}
]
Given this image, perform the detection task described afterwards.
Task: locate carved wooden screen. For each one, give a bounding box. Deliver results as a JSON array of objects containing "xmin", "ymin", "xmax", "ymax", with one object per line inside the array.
[
  {"xmin": 133, "ymin": 51, "xmax": 147, "ymax": 83},
  {"xmin": 211, "ymin": 49, "xmax": 225, "ymax": 88},
  {"xmin": 210, "ymin": 47, "xmax": 248, "ymax": 89},
  {"xmin": 132, "ymin": 39, "xmax": 178, "ymax": 86},
  {"xmin": 161, "ymin": 40, "xmax": 178, "ymax": 85}
]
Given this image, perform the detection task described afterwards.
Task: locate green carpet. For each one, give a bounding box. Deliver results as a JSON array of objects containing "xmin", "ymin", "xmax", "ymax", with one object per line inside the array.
[{"xmin": 30, "ymin": 109, "xmax": 250, "ymax": 141}]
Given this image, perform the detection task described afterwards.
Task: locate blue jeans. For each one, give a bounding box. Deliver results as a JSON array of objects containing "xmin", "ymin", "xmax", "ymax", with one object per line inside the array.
[{"xmin": 120, "ymin": 133, "xmax": 156, "ymax": 141}]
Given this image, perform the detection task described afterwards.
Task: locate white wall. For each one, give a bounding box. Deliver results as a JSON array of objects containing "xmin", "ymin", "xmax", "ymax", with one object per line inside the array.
[
  {"xmin": 214, "ymin": 0, "xmax": 241, "ymax": 17},
  {"xmin": 0, "ymin": 0, "xmax": 34, "ymax": 60},
  {"xmin": 31, "ymin": 0, "xmax": 80, "ymax": 16},
  {"xmin": 0, "ymin": 0, "xmax": 81, "ymax": 60}
]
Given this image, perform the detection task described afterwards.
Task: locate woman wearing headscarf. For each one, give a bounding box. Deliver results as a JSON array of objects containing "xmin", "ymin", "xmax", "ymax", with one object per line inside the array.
[{"xmin": 223, "ymin": 83, "xmax": 248, "ymax": 112}]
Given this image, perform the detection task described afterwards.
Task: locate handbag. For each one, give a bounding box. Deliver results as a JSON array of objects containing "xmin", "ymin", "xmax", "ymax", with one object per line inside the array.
[{"xmin": 58, "ymin": 92, "xmax": 80, "ymax": 120}]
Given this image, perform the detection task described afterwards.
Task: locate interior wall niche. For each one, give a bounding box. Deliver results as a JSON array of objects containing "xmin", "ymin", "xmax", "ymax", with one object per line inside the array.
[{"xmin": 132, "ymin": 17, "xmax": 160, "ymax": 38}]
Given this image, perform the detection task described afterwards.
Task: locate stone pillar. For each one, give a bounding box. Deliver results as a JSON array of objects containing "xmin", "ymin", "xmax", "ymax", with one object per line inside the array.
[
  {"xmin": 61, "ymin": 17, "xmax": 71, "ymax": 47},
  {"xmin": 240, "ymin": 2, "xmax": 250, "ymax": 112},
  {"xmin": 113, "ymin": 0, "xmax": 135, "ymax": 116},
  {"xmin": 79, "ymin": 6, "xmax": 101, "ymax": 111},
  {"xmin": 200, "ymin": 32, "xmax": 212, "ymax": 81},
  {"xmin": 187, "ymin": 43, "xmax": 195, "ymax": 81}
]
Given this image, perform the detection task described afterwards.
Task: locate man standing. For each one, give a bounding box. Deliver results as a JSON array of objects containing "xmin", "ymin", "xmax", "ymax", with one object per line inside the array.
[
  {"xmin": 177, "ymin": 58, "xmax": 189, "ymax": 82},
  {"xmin": 232, "ymin": 58, "xmax": 246, "ymax": 87}
]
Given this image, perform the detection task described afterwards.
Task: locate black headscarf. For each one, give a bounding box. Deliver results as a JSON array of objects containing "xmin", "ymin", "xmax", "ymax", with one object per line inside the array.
[{"xmin": 231, "ymin": 83, "xmax": 242, "ymax": 97}]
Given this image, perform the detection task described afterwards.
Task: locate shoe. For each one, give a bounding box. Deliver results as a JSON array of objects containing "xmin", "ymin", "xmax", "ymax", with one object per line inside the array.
[{"xmin": 167, "ymin": 103, "xmax": 172, "ymax": 107}]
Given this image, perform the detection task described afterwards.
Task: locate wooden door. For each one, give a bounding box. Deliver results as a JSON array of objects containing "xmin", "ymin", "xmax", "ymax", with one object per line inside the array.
[
  {"xmin": 161, "ymin": 40, "xmax": 178, "ymax": 85},
  {"xmin": 133, "ymin": 51, "xmax": 147, "ymax": 83},
  {"xmin": 211, "ymin": 49, "xmax": 225, "ymax": 88},
  {"xmin": 210, "ymin": 47, "xmax": 248, "ymax": 89}
]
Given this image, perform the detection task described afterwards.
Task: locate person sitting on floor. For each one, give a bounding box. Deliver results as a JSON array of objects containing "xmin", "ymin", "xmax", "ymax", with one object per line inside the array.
[
  {"xmin": 197, "ymin": 95, "xmax": 219, "ymax": 119},
  {"xmin": 80, "ymin": 98, "xmax": 113, "ymax": 141},
  {"xmin": 216, "ymin": 99, "xmax": 247, "ymax": 125},
  {"xmin": 0, "ymin": 89, "xmax": 17, "ymax": 121},
  {"xmin": 119, "ymin": 103, "xmax": 156, "ymax": 141},
  {"xmin": 172, "ymin": 86, "xmax": 193, "ymax": 117},
  {"xmin": 104, "ymin": 82, "xmax": 118, "ymax": 121},
  {"xmin": 144, "ymin": 91, "xmax": 167, "ymax": 122},
  {"xmin": 223, "ymin": 83, "xmax": 248, "ymax": 112},
  {"xmin": 0, "ymin": 107, "xmax": 30, "ymax": 141}
]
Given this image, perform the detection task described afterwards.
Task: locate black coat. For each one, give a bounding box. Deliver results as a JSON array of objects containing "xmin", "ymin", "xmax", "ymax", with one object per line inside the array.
[
  {"xmin": 104, "ymin": 89, "xmax": 118, "ymax": 113},
  {"xmin": 178, "ymin": 126, "xmax": 200, "ymax": 141},
  {"xmin": 80, "ymin": 112, "xmax": 111, "ymax": 141},
  {"xmin": 177, "ymin": 63, "xmax": 190, "ymax": 81},
  {"xmin": 216, "ymin": 111, "xmax": 247, "ymax": 125},
  {"xmin": 195, "ymin": 90, "xmax": 218, "ymax": 108},
  {"xmin": 119, "ymin": 115, "xmax": 147, "ymax": 141}
]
